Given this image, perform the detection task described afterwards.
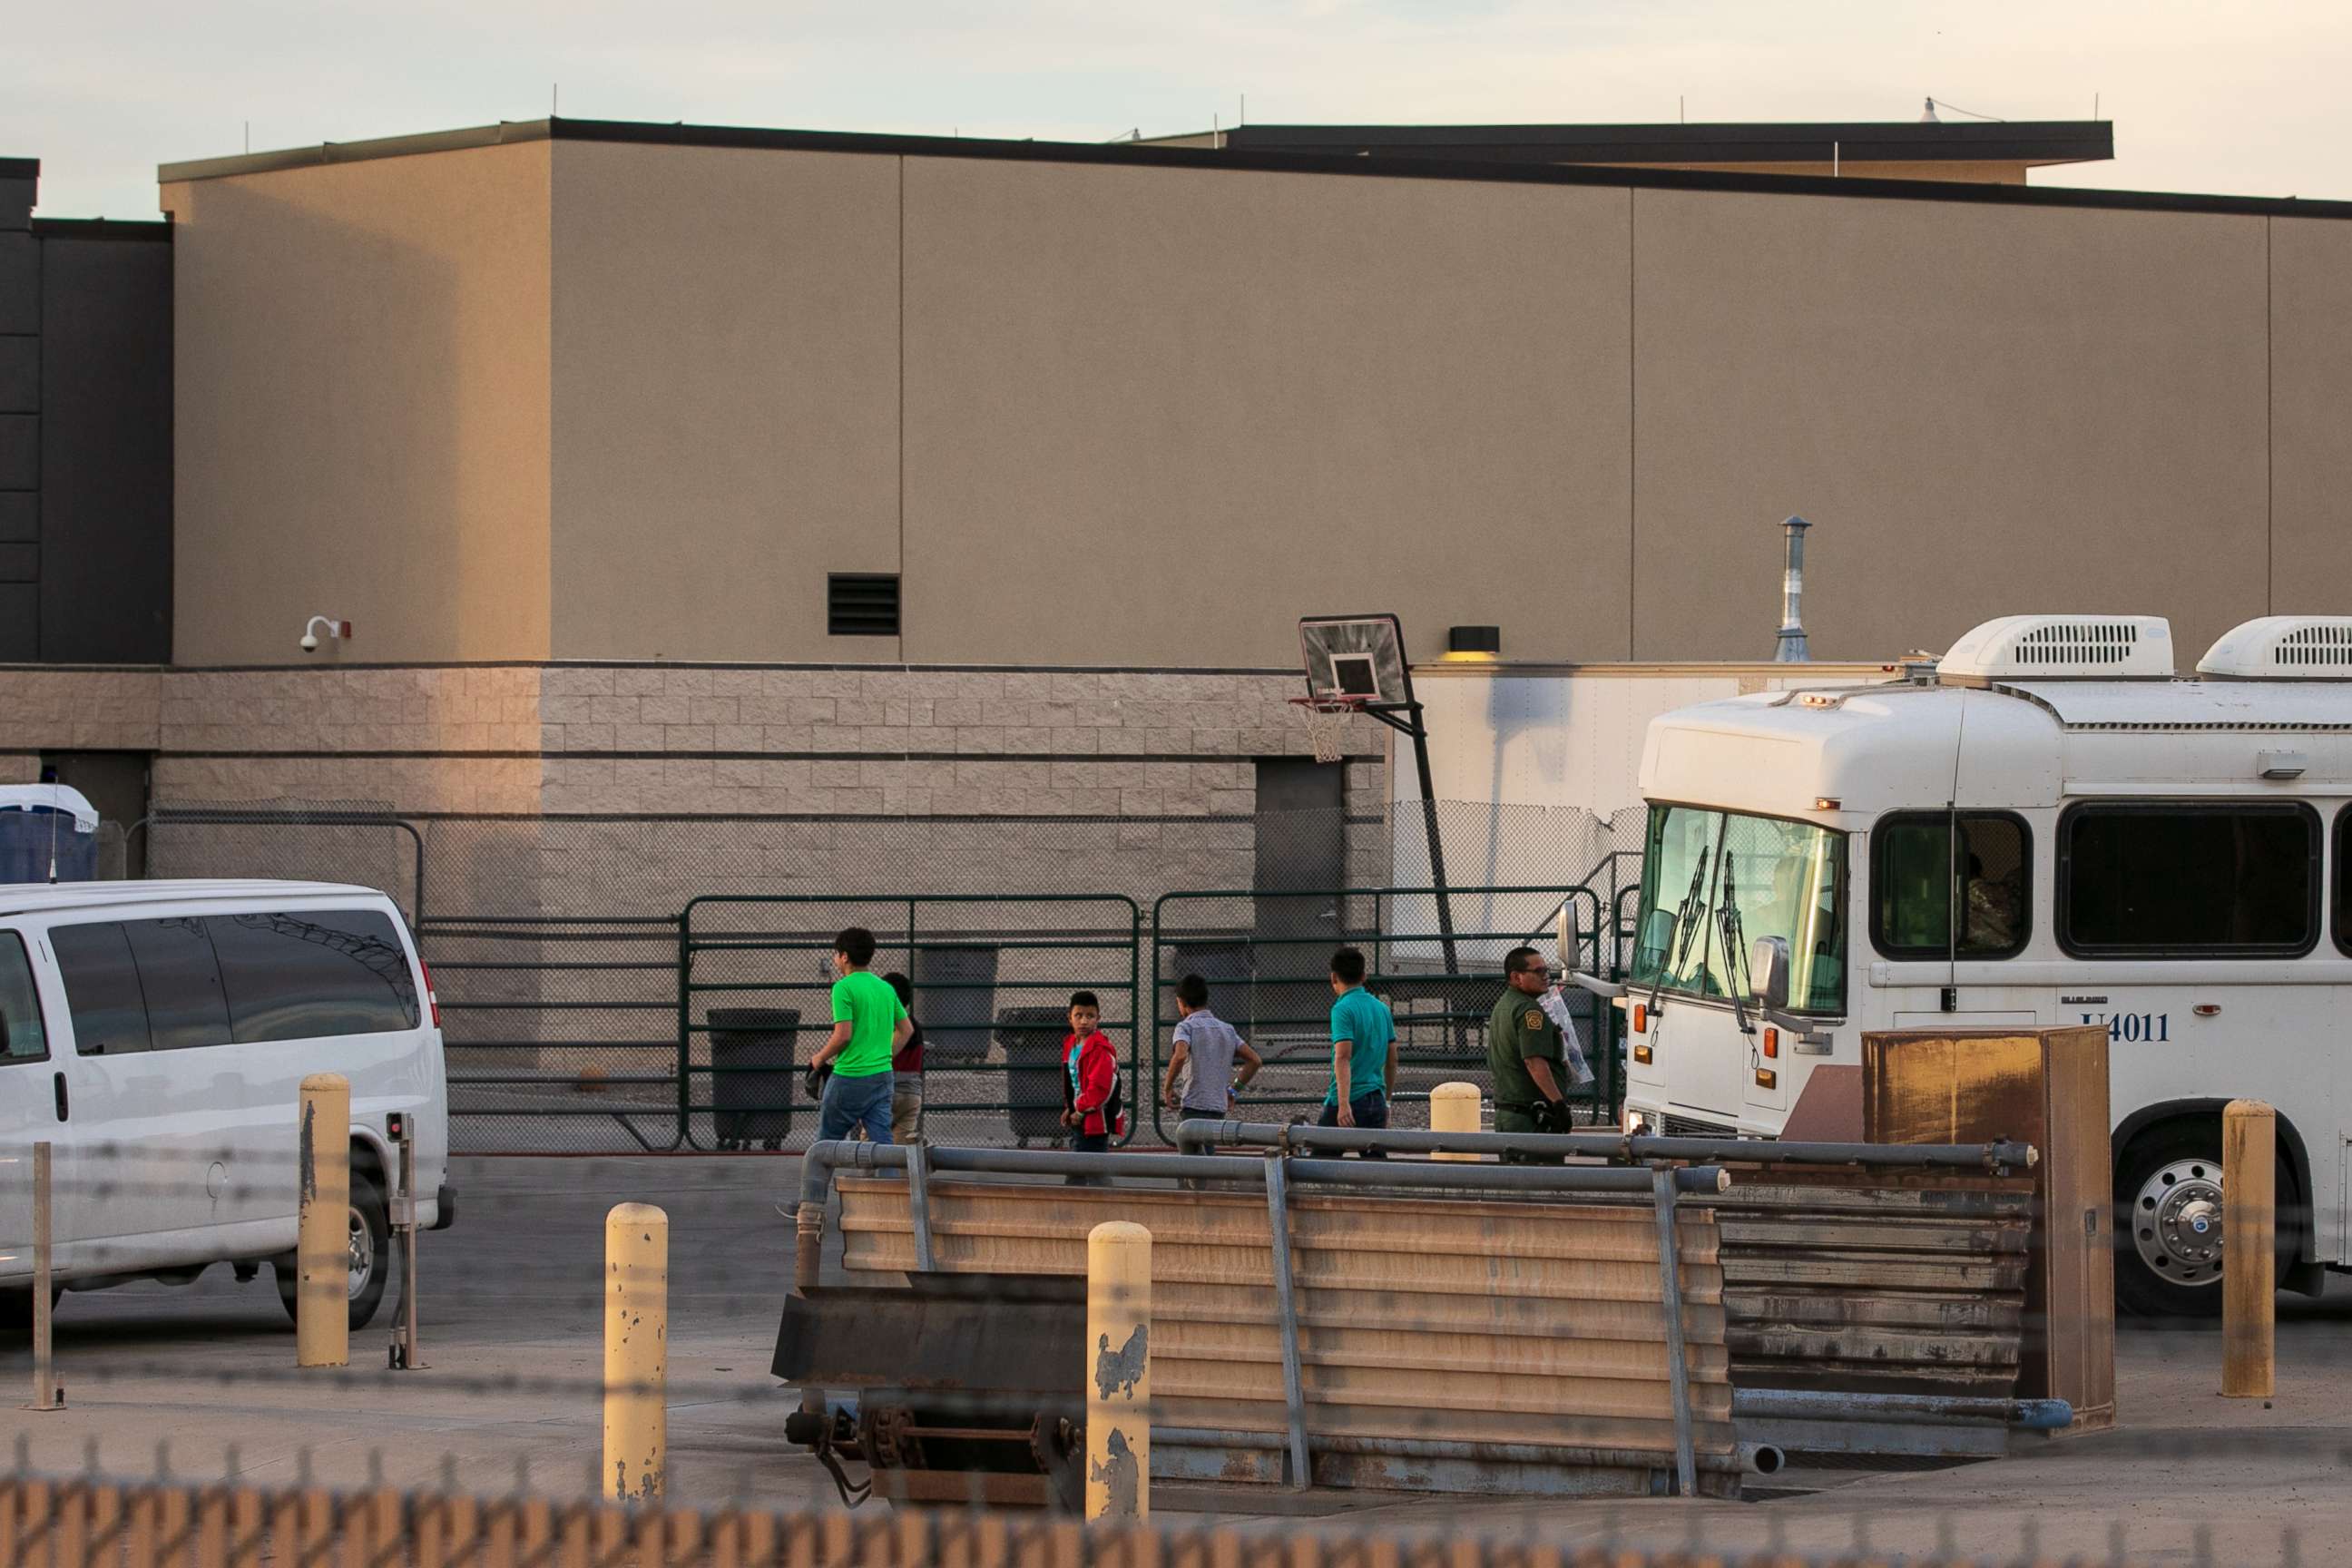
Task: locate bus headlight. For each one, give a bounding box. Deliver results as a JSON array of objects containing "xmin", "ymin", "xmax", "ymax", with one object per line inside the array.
[{"xmin": 1623, "ymin": 1108, "xmax": 1649, "ymax": 1136}]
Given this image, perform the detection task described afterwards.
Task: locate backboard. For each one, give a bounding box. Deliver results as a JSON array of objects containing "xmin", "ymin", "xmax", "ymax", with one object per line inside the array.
[{"xmin": 1298, "ymin": 613, "xmax": 1414, "ymax": 710}]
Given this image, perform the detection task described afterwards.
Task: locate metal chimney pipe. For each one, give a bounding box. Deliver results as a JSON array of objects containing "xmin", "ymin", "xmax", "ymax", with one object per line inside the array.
[{"xmin": 1773, "ymin": 515, "xmax": 1812, "ymax": 662}]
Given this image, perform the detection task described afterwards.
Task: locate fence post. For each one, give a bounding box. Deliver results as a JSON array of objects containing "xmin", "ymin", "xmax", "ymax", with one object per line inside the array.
[
  {"xmin": 297, "ymin": 1073, "xmax": 351, "ymax": 1368},
  {"xmin": 1430, "ymin": 1082, "xmax": 1482, "ymax": 1161},
  {"xmin": 2222, "ymin": 1100, "xmax": 2276, "ymax": 1398},
  {"xmin": 604, "ymin": 1203, "xmax": 669, "ymax": 1502},
  {"xmin": 27, "ymin": 1141, "xmax": 60, "ymax": 1411},
  {"xmin": 1085, "ymin": 1221, "xmax": 1152, "ymax": 1522}
]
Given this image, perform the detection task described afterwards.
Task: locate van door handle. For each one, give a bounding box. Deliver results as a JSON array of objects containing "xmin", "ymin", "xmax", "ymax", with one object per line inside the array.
[{"xmin": 53, "ymin": 1071, "xmax": 68, "ymax": 1122}]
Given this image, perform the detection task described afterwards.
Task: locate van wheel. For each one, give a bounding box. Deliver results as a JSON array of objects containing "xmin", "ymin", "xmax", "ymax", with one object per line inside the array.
[
  {"xmin": 2115, "ymin": 1123, "xmax": 2290, "ymax": 1320},
  {"xmin": 272, "ymin": 1171, "xmax": 392, "ymax": 1330}
]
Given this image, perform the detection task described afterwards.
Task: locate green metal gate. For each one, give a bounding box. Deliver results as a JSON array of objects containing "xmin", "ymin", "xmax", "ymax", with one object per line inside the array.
[
  {"xmin": 677, "ymin": 894, "xmax": 1142, "ymax": 1151},
  {"xmin": 1147, "ymin": 884, "xmax": 1619, "ymax": 1143}
]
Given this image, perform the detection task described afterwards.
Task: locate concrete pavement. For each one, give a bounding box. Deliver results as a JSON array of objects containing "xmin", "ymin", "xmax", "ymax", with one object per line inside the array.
[{"xmin": 7, "ymin": 1154, "xmax": 2349, "ymax": 1564}]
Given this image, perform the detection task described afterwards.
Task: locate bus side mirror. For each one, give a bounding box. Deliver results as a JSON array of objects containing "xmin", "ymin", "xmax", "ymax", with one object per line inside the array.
[
  {"xmin": 1553, "ymin": 903, "xmax": 1581, "ymax": 972},
  {"xmin": 1639, "ymin": 907, "xmax": 1676, "ymax": 957},
  {"xmin": 1749, "ymin": 936, "xmax": 1791, "ymax": 1012}
]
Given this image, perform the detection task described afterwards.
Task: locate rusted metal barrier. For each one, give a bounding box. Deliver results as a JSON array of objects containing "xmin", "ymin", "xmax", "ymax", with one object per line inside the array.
[
  {"xmin": 1179, "ymin": 1119, "xmax": 2044, "ymax": 1461},
  {"xmin": 805, "ymin": 1145, "xmax": 1740, "ymax": 1500}
]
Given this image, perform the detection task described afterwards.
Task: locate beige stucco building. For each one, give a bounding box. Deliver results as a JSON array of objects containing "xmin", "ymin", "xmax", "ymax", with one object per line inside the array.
[{"xmin": 5, "ymin": 116, "xmax": 2350, "ymax": 900}]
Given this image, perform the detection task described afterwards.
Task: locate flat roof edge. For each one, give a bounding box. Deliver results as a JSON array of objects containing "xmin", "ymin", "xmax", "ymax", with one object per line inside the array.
[
  {"xmin": 159, "ymin": 121, "xmax": 553, "ymax": 185},
  {"xmin": 152, "ymin": 115, "xmax": 2352, "ymax": 222}
]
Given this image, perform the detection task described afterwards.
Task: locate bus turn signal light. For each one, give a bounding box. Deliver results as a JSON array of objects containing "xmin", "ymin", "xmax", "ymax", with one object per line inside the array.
[
  {"xmin": 1632, "ymin": 1044, "xmax": 1653, "ymax": 1065},
  {"xmin": 1754, "ymin": 1068, "xmax": 1777, "ymax": 1090},
  {"xmin": 1632, "ymin": 1002, "xmax": 1648, "ymax": 1033},
  {"xmin": 1761, "ymin": 1028, "xmax": 1779, "ymax": 1058}
]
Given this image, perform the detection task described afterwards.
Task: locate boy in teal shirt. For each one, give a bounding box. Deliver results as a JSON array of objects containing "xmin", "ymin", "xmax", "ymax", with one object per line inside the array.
[
  {"xmin": 1319, "ymin": 946, "xmax": 1396, "ymax": 1159},
  {"xmin": 812, "ymin": 926, "xmax": 912, "ymax": 1144}
]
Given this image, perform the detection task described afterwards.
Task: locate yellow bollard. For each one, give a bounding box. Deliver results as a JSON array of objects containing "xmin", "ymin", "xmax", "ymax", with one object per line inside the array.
[
  {"xmin": 1085, "ymin": 1221, "xmax": 1152, "ymax": 1522},
  {"xmin": 1430, "ymin": 1081, "xmax": 1483, "ymax": 1161},
  {"xmin": 296, "ymin": 1073, "xmax": 350, "ymax": 1368},
  {"xmin": 604, "ymin": 1203, "xmax": 669, "ymax": 1502},
  {"xmin": 2222, "ymin": 1100, "xmax": 2275, "ymax": 1398}
]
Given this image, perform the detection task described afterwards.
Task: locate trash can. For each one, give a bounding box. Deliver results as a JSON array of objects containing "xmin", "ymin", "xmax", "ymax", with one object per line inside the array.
[
  {"xmin": 999, "ymin": 1005, "xmax": 1073, "ymax": 1145},
  {"xmin": 708, "ymin": 1008, "xmax": 799, "ymax": 1151},
  {"xmin": 913, "ymin": 943, "xmax": 999, "ymax": 1066}
]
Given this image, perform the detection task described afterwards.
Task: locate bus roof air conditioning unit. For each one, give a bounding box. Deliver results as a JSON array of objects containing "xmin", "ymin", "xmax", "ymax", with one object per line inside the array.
[
  {"xmin": 2196, "ymin": 616, "xmax": 2352, "ymax": 679},
  {"xmin": 1938, "ymin": 615, "xmax": 2175, "ymax": 680}
]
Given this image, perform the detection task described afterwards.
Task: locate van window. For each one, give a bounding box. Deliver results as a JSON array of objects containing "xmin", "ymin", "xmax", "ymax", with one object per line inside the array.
[
  {"xmin": 124, "ymin": 917, "xmax": 235, "ymax": 1051},
  {"xmin": 50, "ymin": 921, "xmax": 155, "ymax": 1055},
  {"xmin": 1872, "ymin": 813, "xmax": 2031, "ymax": 959},
  {"xmin": 1, "ymin": 932, "xmax": 46, "ymax": 1062},
  {"xmin": 2061, "ymin": 803, "xmax": 2318, "ymax": 956},
  {"xmin": 208, "ymin": 909, "xmax": 420, "ymax": 1041}
]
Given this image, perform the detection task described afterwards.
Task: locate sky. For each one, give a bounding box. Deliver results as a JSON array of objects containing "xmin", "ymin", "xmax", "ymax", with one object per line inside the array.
[{"xmin": 11, "ymin": 0, "xmax": 2352, "ymax": 220}]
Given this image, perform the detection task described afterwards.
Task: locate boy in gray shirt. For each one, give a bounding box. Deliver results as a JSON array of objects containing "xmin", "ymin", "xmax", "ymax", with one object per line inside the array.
[{"xmin": 1162, "ymin": 973, "xmax": 1261, "ymax": 1124}]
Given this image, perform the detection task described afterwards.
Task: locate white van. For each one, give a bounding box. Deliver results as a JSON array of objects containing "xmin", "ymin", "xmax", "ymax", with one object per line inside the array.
[
  {"xmin": 0, "ymin": 879, "xmax": 451, "ymax": 1330},
  {"xmin": 1607, "ymin": 613, "xmax": 2352, "ymax": 1318}
]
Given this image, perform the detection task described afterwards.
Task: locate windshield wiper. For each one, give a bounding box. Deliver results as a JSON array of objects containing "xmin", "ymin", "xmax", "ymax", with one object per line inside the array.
[
  {"xmin": 1718, "ymin": 850, "xmax": 1752, "ymax": 1035},
  {"xmin": 1646, "ymin": 847, "xmax": 1711, "ymax": 1017}
]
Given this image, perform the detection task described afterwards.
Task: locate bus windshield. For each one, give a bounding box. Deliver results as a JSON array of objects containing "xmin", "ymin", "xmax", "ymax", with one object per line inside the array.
[{"xmin": 1630, "ymin": 805, "xmax": 1847, "ymax": 1013}]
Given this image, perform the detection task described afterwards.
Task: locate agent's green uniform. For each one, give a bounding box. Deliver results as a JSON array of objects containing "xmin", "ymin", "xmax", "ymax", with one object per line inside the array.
[{"xmin": 1487, "ymin": 986, "xmax": 1566, "ymax": 1155}]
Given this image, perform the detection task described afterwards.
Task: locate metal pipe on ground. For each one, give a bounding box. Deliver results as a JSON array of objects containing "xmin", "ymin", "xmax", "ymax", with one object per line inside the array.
[
  {"xmin": 1152, "ymin": 1426, "xmax": 1760, "ymax": 1477},
  {"xmin": 1730, "ymin": 1388, "xmax": 2073, "ymax": 1431},
  {"xmin": 1173, "ymin": 1118, "xmax": 2034, "ymax": 1171}
]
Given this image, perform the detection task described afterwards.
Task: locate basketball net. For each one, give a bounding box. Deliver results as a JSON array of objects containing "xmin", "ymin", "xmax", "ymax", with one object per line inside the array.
[{"xmin": 1289, "ymin": 696, "xmax": 1363, "ymax": 765}]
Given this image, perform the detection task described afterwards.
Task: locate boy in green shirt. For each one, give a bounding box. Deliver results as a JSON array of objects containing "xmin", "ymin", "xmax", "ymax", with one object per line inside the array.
[{"xmin": 812, "ymin": 926, "xmax": 912, "ymax": 1144}]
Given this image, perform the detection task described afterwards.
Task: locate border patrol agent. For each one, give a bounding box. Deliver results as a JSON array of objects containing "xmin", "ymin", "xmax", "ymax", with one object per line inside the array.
[{"xmin": 1487, "ymin": 945, "xmax": 1572, "ymax": 1164}]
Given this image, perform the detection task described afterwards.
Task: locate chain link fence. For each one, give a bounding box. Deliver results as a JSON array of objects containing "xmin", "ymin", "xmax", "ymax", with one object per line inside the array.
[{"xmin": 103, "ymin": 798, "xmax": 1650, "ymax": 1154}]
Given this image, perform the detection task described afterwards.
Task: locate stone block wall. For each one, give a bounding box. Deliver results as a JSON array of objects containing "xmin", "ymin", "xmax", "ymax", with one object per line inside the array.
[{"xmin": 0, "ymin": 660, "xmax": 1387, "ymax": 915}]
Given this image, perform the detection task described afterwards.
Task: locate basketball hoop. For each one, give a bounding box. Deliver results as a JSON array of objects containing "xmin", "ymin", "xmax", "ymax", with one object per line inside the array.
[{"xmin": 1289, "ymin": 694, "xmax": 1367, "ymax": 765}]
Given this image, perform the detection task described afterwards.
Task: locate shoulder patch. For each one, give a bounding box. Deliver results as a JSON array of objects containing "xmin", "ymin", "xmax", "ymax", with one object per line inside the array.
[{"xmin": 1523, "ymin": 1009, "xmax": 1545, "ymax": 1031}]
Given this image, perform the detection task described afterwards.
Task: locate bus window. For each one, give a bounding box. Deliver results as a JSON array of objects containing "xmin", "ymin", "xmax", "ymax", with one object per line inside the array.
[
  {"xmin": 1872, "ymin": 812, "xmax": 2031, "ymax": 959},
  {"xmin": 1631, "ymin": 804, "xmax": 1846, "ymax": 1013},
  {"xmin": 2060, "ymin": 803, "xmax": 2318, "ymax": 956}
]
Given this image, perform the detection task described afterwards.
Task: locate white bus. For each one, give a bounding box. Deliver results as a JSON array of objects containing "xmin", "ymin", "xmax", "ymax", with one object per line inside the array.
[
  {"xmin": 1608, "ymin": 612, "xmax": 2352, "ymax": 1317},
  {"xmin": 1, "ymin": 880, "xmax": 451, "ymax": 1331}
]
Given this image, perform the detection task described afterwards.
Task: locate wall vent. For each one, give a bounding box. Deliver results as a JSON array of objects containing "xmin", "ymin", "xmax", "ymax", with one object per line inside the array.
[
  {"xmin": 2196, "ymin": 616, "xmax": 2352, "ymax": 678},
  {"xmin": 1938, "ymin": 615, "xmax": 2174, "ymax": 680},
  {"xmin": 827, "ymin": 573, "xmax": 900, "ymax": 638}
]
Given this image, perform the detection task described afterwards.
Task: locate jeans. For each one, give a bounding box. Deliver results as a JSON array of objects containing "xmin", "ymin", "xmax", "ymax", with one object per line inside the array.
[
  {"xmin": 1318, "ymin": 1090, "xmax": 1389, "ymax": 1157},
  {"xmin": 1065, "ymin": 1129, "xmax": 1111, "ymax": 1186},
  {"xmin": 819, "ymin": 1069, "xmax": 894, "ymax": 1144}
]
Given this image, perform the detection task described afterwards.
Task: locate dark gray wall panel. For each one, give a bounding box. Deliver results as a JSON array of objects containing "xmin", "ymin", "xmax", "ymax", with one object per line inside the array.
[
  {"xmin": 0, "ymin": 414, "xmax": 34, "ymax": 489},
  {"xmin": 0, "ymin": 490, "xmax": 31, "ymax": 541},
  {"xmin": 39, "ymin": 236, "xmax": 171, "ymax": 662},
  {"xmin": 0, "ymin": 334, "xmax": 35, "ymax": 412},
  {"xmin": 0, "ymin": 583, "xmax": 32, "ymax": 659},
  {"xmin": 0, "ymin": 234, "xmax": 33, "ymax": 335}
]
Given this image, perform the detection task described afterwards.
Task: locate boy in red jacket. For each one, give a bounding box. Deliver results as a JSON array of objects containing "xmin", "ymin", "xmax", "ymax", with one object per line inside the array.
[{"xmin": 1059, "ymin": 990, "xmax": 1122, "ymax": 1183}]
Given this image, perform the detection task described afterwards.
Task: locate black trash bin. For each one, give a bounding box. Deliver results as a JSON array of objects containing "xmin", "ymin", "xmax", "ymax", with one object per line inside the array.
[
  {"xmin": 998, "ymin": 1005, "xmax": 1073, "ymax": 1145},
  {"xmin": 913, "ymin": 943, "xmax": 999, "ymax": 1066},
  {"xmin": 709, "ymin": 1007, "xmax": 799, "ymax": 1151}
]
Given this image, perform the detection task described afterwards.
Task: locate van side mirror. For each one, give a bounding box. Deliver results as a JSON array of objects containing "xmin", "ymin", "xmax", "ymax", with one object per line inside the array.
[{"xmin": 1749, "ymin": 936, "xmax": 1791, "ymax": 1012}]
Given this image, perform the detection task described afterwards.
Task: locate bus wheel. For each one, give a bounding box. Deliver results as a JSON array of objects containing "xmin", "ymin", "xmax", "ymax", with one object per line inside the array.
[{"xmin": 2115, "ymin": 1123, "xmax": 2289, "ymax": 1320}]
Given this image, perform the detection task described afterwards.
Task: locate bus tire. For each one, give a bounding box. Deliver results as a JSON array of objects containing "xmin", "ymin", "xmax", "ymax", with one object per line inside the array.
[{"xmin": 2114, "ymin": 1121, "xmax": 2290, "ymax": 1320}]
